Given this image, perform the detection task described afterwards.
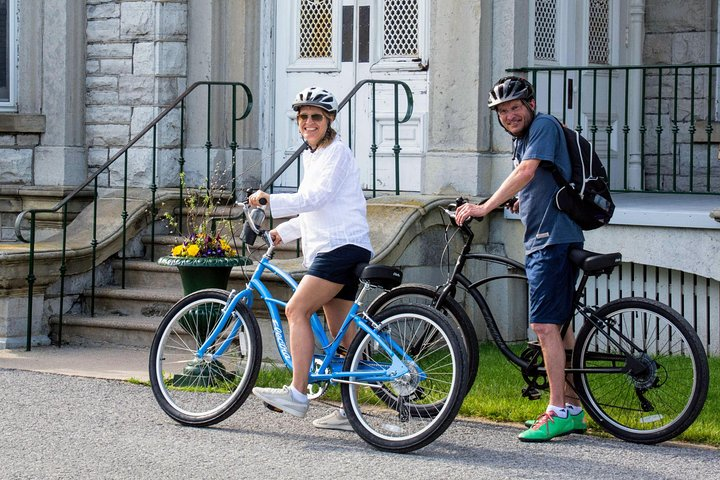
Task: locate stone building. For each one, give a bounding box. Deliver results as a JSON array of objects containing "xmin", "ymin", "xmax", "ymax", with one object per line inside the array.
[{"xmin": 0, "ymin": 0, "xmax": 718, "ymax": 351}]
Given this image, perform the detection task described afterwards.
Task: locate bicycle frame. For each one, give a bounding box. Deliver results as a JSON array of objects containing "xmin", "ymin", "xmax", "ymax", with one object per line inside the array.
[
  {"xmin": 436, "ymin": 208, "xmax": 651, "ymax": 378},
  {"xmin": 195, "ymin": 230, "xmax": 421, "ymax": 386}
]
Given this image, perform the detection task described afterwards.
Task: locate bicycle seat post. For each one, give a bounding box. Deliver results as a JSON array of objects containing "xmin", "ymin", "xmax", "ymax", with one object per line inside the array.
[{"xmin": 354, "ymin": 280, "xmax": 373, "ymax": 307}]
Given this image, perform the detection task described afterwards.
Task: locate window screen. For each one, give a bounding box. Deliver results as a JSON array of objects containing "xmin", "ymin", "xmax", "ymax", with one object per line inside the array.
[
  {"xmin": 588, "ymin": 0, "xmax": 609, "ymax": 64},
  {"xmin": 299, "ymin": 0, "xmax": 333, "ymax": 59},
  {"xmin": 383, "ymin": 0, "xmax": 419, "ymax": 58},
  {"xmin": 534, "ymin": 0, "xmax": 557, "ymax": 61}
]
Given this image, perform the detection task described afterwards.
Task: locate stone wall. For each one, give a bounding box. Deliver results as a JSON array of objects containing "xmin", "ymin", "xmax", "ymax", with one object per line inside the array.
[
  {"xmin": 85, "ymin": 0, "xmax": 188, "ymax": 189},
  {"xmin": 642, "ymin": 0, "xmax": 719, "ymax": 192}
]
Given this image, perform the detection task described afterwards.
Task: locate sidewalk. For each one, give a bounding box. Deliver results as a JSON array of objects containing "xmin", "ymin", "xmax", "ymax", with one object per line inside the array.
[{"xmin": 0, "ymin": 344, "xmax": 150, "ymax": 382}]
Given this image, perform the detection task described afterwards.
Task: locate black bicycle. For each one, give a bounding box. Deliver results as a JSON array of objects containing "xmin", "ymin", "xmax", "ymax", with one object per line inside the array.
[{"xmin": 366, "ymin": 198, "xmax": 709, "ymax": 444}]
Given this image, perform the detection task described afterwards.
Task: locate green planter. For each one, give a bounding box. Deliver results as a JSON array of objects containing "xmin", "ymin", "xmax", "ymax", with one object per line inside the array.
[
  {"xmin": 158, "ymin": 255, "xmax": 252, "ymax": 295},
  {"xmin": 157, "ymin": 255, "xmax": 253, "ymax": 388}
]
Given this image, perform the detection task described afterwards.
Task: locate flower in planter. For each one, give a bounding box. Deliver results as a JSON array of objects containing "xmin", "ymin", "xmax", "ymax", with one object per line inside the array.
[{"xmin": 165, "ymin": 173, "xmax": 239, "ymax": 258}]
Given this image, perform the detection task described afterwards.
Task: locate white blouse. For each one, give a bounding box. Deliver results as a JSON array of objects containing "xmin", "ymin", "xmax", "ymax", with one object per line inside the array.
[{"xmin": 270, "ymin": 138, "xmax": 374, "ymax": 267}]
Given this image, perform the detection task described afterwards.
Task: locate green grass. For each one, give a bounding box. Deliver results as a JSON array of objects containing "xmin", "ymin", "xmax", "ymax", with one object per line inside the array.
[
  {"xmin": 254, "ymin": 345, "xmax": 720, "ymax": 447},
  {"xmin": 458, "ymin": 342, "xmax": 720, "ymax": 447}
]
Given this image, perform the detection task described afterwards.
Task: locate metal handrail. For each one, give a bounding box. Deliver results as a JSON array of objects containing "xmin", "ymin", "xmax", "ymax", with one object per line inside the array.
[
  {"xmin": 262, "ymin": 79, "xmax": 413, "ymax": 195},
  {"xmin": 15, "ymin": 81, "xmax": 252, "ymax": 350}
]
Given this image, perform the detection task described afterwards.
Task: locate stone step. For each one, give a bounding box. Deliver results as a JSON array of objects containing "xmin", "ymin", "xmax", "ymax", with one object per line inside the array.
[
  {"xmin": 50, "ymin": 314, "xmax": 162, "ymax": 349},
  {"xmin": 109, "ymin": 259, "xmax": 301, "ymax": 300},
  {"xmin": 87, "ymin": 286, "xmax": 182, "ymax": 317},
  {"xmin": 51, "ymin": 311, "xmax": 284, "ymax": 362}
]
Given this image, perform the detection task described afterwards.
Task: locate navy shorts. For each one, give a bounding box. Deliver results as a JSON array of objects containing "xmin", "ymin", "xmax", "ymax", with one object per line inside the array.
[
  {"xmin": 526, "ymin": 242, "xmax": 582, "ymax": 325},
  {"xmin": 306, "ymin": 244, "xmax": 372, "ymax": 301}
]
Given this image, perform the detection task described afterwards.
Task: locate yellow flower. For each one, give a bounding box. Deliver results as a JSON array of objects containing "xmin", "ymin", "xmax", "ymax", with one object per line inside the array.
[{"xmin": 164, "ymin": 174, "xmax": 239, "ymax": 258}]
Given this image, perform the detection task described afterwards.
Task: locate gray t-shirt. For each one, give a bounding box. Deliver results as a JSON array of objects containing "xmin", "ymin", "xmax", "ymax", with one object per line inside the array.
[{"xmin": 514, "ymin": 113, "xmax": 584, "ymax": 254}]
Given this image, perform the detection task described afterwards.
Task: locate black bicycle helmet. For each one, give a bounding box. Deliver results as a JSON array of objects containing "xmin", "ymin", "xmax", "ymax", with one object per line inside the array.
[
  {"xmin": 292, "ymin": 87, "xmax": 338, "ymax": 114},
  {"xmin": 488, "ymin": 76, "xmax": 535, "ymax": 110}
]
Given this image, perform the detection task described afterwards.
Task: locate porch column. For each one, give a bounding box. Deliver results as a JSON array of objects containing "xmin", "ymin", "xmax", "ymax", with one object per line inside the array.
[
  {"xmin": 423, "ymin": 0, "xmax": 485, "ymax": 195},
  {"xmin": 627, "ymin": 0, "xmax": 646, "ymax": 190},
  {"xmin": 34, "ymin": 0, "xmax": 86, "ymax": 186}
]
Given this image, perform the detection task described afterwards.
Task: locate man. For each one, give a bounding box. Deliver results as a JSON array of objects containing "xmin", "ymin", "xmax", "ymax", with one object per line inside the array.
[{"xmin": 455, "ymin": 76, "xmax": 587, "ymax": 442}]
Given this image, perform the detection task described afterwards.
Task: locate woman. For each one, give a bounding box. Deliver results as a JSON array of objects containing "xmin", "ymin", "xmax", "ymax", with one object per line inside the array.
[{"xmin": 250, "ymin": 87, "xmax": 373, "ymax": 432}]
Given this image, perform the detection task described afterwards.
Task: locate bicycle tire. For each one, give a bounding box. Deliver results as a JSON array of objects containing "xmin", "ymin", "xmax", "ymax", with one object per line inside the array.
[
  {"xmin": 572, "ymin": 297, "xmax": 709, "ymax": 444},
  {"xmin": 341, "ymin": 304, "xmax": 467, "ymax": 453},
  {"xmin": 365, "ymin": 283, "xmax": 479, "ymax": 396},
  {"xmin": 149, "ymin": 288, "xmax": 263, "ymax": 427}
]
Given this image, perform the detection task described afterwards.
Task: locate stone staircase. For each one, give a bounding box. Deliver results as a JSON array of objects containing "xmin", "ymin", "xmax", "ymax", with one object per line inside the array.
[
  {"xmin": 49, "ymin": 231, "xmax": 303, "ymax": 361},
  {"xmin": 16, "ymin": 194, "xmax": 457, "ymax": 353}
]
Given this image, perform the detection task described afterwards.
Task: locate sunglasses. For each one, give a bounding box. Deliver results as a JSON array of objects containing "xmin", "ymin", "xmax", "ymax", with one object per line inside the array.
[{"xmin": 297, "ymin": 113, "xmax": 325, "ymax": 123}]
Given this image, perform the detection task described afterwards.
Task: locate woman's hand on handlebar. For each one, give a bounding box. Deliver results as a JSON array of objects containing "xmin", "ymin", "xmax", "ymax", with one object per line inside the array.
[
  {"xmin": 269, "ymin": 229, "xmax": 282, "ymax": 246},
  {"xmin": 248, "ymin": 190, "xmax": 269, "ymax": 207}
]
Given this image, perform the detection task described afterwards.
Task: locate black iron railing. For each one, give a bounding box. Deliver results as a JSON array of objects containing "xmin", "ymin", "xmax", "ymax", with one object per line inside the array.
[{"xmin": 509, "ymin": 64, "xmax": 720, "ymax": 194}]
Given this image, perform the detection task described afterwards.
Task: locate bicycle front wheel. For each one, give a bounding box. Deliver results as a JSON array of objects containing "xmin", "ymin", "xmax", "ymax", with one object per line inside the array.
[
  {"xmin": 149, "ymin": 289, "xmax": 263, "ymax": 427},
  {"xmin": 365, "ymin": 283, "xmax": 478, "ymax": 396},
  {"xmin": 573, "ymin": 297, "xmax": 709, "ymax": 444},
  {"xmin": 341, "ymin": 305, "xmax": 467, "ymax": 453}
]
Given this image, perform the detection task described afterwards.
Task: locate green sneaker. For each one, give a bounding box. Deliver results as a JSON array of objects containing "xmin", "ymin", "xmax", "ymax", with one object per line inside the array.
[
  {"xmin": 524, "ymin": 410, "xmax": 587, "ymax": 433},
  {"xmin": 518, "ymin": 411, "xmax": 575, "ymax": 442}
]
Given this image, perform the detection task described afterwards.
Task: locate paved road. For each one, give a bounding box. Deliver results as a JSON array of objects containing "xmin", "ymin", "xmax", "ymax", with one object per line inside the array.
[{"xmin": 1, "ymin": 368, "xmax": 717, "ymax": 480}]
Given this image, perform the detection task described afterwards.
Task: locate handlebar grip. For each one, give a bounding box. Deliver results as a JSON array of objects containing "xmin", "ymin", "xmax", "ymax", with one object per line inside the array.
[{"xmin": 259, "ymin": 197, "xmax": 267, "ymax": 205}]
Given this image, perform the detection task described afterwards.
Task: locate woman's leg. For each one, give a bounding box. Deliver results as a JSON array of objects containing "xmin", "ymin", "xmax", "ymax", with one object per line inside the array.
[
  {"xmin": 323, "ymin": 298, "xmax": 355, "ymax": 350},
  {"xmin": 285, "ymin": 275, "xmax": 343, "ymax": 394}
]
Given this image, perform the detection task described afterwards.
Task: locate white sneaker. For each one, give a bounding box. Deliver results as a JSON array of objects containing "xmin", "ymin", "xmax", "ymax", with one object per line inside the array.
[
  {"xmin": 252, "ymin": 385, "xmax": 309, "ymax": 418},
  {"xmin": 312, "ymin": 409, "xmax": 353, "ymax": 431}
]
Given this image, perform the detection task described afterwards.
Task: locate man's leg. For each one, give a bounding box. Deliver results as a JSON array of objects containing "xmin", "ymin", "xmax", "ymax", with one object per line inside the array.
[{"xmin": 533, "ymin": 322, "xmax": 566, "ymax": 408}]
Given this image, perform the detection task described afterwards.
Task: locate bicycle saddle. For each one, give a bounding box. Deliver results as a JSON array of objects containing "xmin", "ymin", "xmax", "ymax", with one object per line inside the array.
[
  {"xmin": 356, "ymin": 264, "xmax": 403, "ymax": 290},
  {"xmin": 569, "ymin": 248, "xmax": 622, "ymax": 276}
]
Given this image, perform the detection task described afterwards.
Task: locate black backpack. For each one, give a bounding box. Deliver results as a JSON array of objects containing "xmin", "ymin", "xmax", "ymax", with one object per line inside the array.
[{"xmin": 547, "ymin": 117, "xmax": 615, "ymax": 230}]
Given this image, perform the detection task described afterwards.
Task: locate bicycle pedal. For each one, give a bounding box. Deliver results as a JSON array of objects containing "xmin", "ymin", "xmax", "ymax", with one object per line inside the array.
[
  {"xmin": 263, "ymin": 401, "xmax": 284, "ymax": 413},
  {"xmin": 522, "ymin": 387, "xmax": 542, "ymax": 400}
]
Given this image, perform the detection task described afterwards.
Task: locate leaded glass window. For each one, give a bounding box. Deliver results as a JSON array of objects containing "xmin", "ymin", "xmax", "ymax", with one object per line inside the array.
[
  {"xmin": 383, "ymin": 0, "xmax": 419, "ymax": 58},
  {"xmin": 299, "ymin": 0, "xmax": 333, "ymax": 59},
  {"xmin": 534, "ymin": 0, "xmax": 557, "ymax": 61},
  {"xmin": 588, "ymin": 0, "xmax": 609, "ymax": 64}
]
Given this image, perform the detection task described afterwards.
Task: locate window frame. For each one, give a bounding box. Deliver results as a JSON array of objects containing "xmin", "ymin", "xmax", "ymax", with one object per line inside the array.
[
  {"xmin": 0, "ymin": 0, "xmax": 17, "ymax": 112},
  {"xmin": 286, "ymin": 0, "xmax": 342, "ymax": 73},
  {"xmin": 370, "ymin": 0, "xmax": 428, "ymax": 72}
]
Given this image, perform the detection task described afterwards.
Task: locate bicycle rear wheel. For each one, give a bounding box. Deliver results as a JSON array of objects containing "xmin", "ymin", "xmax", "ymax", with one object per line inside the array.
[
  {"xmin": 365, "ymin": 283, "xmax": 478, "ymax": 396},
  {"xmin": 341, "ymin": 305, "xmax": 466, "ymax": 453},
  {"xmin": 149, "ymin": 289, "xmax": 263, "ymax": 427},
  {"xmin": 572, "ymin": 297, "xmax": 709, "ymax": 444}
]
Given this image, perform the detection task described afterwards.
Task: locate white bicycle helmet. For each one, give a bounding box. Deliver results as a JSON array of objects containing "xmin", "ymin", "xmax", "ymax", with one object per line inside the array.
[
  {"xmin": 292, "ymin": 87, "xmax": 338, "ymax": 114},
  {"xmin": 488, "ymin": 76, "xmax": 535, "ymax": 110}
]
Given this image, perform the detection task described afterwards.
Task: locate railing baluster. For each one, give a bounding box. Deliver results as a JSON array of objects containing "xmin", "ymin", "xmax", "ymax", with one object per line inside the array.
[
  {"xmin": 91, "ymin": 178, "xmax": 99, "ymax": 317},
  {"xmin": 150, "ymin": 125, "xmax": 158, "ymax": 262},
  {"xmin": 672, "ymin": 68, "xmax": 679, "ymax": 192},
  {"xmin": 623, "ymin": 68, "xmax": 630, "ymax": 191},
  {"xmin": 508, "ymin": 64, "xmax": 720, "ymax": 194},
  {"xmin": 705, "ymin": 66, "xmax": 714, "ymax": 192},
  {"xmin": 605, "ymin": 67, "xmax": 613, "ymax": 183},
  {"xmin": 689, "ymin": 67, "xmax": 696, "ymax": 192},
  {"xmin": 655, "ymin": 67, "xmax": 663, "ymax": 191},
  {"xmin": 57, "ymin": 204, "xmax": 68, "ymax": 346}
]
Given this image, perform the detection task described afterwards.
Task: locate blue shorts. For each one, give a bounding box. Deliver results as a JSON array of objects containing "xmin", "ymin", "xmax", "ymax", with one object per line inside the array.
[
  {"xmin": 306, "ymin": 244, "xmax": 372, "ymax": 301},
  {"xmin": 526, "ymin": 242, "xmax": 582, "ymax": 325}
]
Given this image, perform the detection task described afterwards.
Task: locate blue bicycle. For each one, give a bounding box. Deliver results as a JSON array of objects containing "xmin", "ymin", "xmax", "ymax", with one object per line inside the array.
[{"xmin": 149, "ymin": 202, "xmax": 468, "ymax": 453}]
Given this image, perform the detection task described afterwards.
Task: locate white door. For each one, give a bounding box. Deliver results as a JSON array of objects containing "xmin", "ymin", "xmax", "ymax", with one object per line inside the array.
[
  {"xmin": 273, "ymin": 0, "xmax": 428, "ymax": 193},
  {"xmin": 530, "ymin": 0, "xmax": 627, "ymax": 185}
]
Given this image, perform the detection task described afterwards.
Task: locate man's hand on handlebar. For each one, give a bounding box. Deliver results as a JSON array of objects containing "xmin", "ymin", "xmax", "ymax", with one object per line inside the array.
[{"xmin": 454, "ymin": 196, "xmax": 519, "ymax": 224}]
